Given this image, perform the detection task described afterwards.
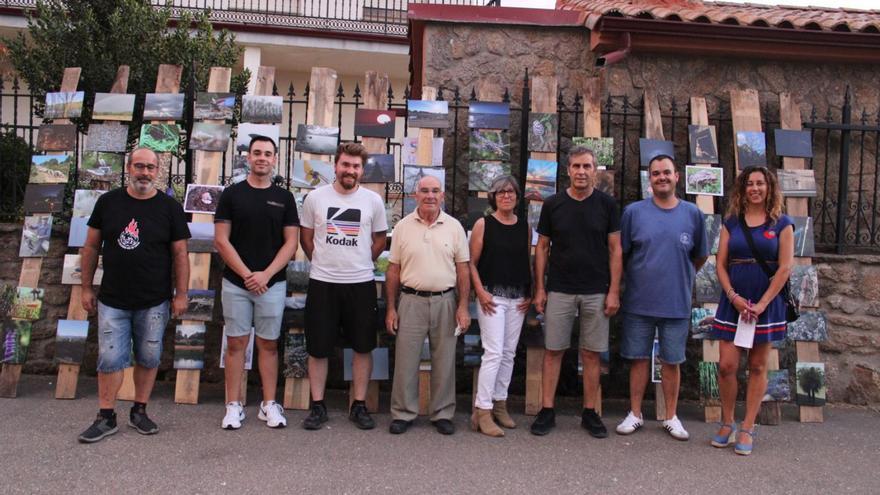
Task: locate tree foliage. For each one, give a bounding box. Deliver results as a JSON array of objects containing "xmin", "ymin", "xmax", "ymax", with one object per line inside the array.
[
  {"xmin": 797, "ymin": 366, "xmax": 825, "ymax": 400},
  {"xmin": 0, "ymin": 130, "xmax": 33, "ymax": 221},
  {"xmin": 5, "ymin": 0, "xmax": 250, "ymax": 127}
]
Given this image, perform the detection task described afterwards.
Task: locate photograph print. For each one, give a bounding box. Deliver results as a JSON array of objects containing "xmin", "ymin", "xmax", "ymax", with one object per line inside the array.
[
  {"xmin": 84, "ymin": 124, "xmax": 128, "ymax": 152},
  {"xmin": 23, "ymin": 183, "xmax": 65, "ymax": 214},
  {"xmin": 287, "ymin": 260, "xmax": 311, "ymax": 293},
  {"xmin": 786, "ymin": 310, "xmax": 828, "ymax": 343},
  {"xmin": 685, "ymin": 165, "xmax": 724, "ymax": 196},
  {"xmin": 93, "ymin": 93, "xmax": 135, "ymax": 121},
  {"xmin": 143, "ymin": 93, "xmax": 185, "ymax": 120},
  {"xmin": 778, "ymin": 169, "xmax": 817, "ymax": 197},
  {"xmin": 241, "ymin": 95, "xmax": 283, "ymax": 124},
  {"xmin": 469, "ymin": 129, "xmax": 510, "ymax": 161},
  {"xmin": 735, "ymin": 131, "xmax": 767, "ymax": 168},
  {"xmin": 1, "ymin": 319, "xmax": 32, "ymax": 365},
  {"xmin": 639, "ymin": 170, "xmax": 653, "ymax": 200},
  {"xmin": 19, "ymin": 214, "xmax": 52, "ymax": 257},
  {"xmin": 462, "ymin": 334, "xmax": 483, "ymax": 368},
  {"xmin": 194, "ymin": 92, "xmax": 235, "ymax": 121},
  {"xmin": 236, "ymin": 122, "xmax": 280, "ymax": 153},
  {"xmin": 705, "ymin": 213, "xmax": 722, "ymax": 255},
  {"xmin": 54, "ymin": 319, "xmax": 89, "ymax": 365},
  {"xmin": 403, "ymin": 165, "xmax": 445, "ymax": 194},
  {"xmin": 184, "ymin": 184, "xmax": 224, "ymax": 215},
  {"xmin": 139, "ymin": 123, "xmax": 180, "ymax": 153},
  {"xmin": 44, "ymin": 91, "xmax": 85, "ymax": 120},
  {"xmin": 402, "ymin": 136, "xmax": 443, "ymax": 167},
  {"xmin": 595, "ymin": 169, "xmax": 616, "ymax": 198},
  {"xmin": 407, "ymin": 100, "xmax": 448, "ymax": 129},
  {"xmin": 789, "ymin": 264, "xmax": 819, "ymax": 308},
  {"xmin": 36, "ymin": 124, "xmax": 77, "ymax": 152},
  {"xmin": 792, "ymin": 216, "xmax": 816, "ymax": 257},
  {"xmin": 695, "ymin": 260, "xmax": 721, "ymax": 303},
  {"xmin": 688, "ymin": 124, "xmax": 719, "ymax": 164},
  {"xmin": 173, "ymin": 324, "xmax": 206, "ymax": 370},
  {"xmin": 188, "ymin": 122, "xmax": 231, "ymax": 152},
  {"xmin": 572, "ymin": 137, "xmax": 614, "ymax": 168},
  {"xmin": 524, "ymin": 159, "xmax": 557, "ymax": 201},
  {"xmin": 468, "ymin": 102, "xmax": 509, "ymax": 130},
  {"xmin": 690, "ymin": 307, "xmax": 714, "ymax": 339},
  {"xmin": 231, "ymin": 154, "xmax": 249, "ymax": 184},
  {"xmin": 80, "ymin": 152, "xmax": 124, "ymax": 185},
  {"xmin": 292, "ymin": 159, "xmax": 334, "ymax": 189},
  {"xmin": 294, "ymin": 124, "xmax": 339, "ymax": 155},
  {"xmin": 219, "ymin": 327, "xmax": 254, "ymax": 370},
  {"xmin": 465, "ymin": 197, "xmax": 491, "ymax": 231},
  {"xmin": 180, "ymin": 289, "xmax": 215, "ymax": 322},
  {"xmin": 11, "ymin": 286, "xmax": 45, "ymax": 321},
  {"xmin": 343, "ymin": 347, "xmax": 389, "ymax": 380},
  {"xmin": 61, "ymin": 254, "xmax": 104, "ymax": 285},
  {"xmin": 468, "ymin": 161, "xmax": 510, "ymax": 192},
  {"xmin": 363, "ymin": 154, "xmax": 395, "ymax": 183},
  {"xmin": 698, "ymin": 361, "xmax": 721, "ymax": 406},
  {"xmin": 283, "ymin": 332, "xmax": 308, "ymax": 378},
  {"xmin": 795, "ymin": 362, "xmax": 826, "ymax": 407},
  {"xmin": 29, "ymin": 154, "xmax": 72, "ymax": 184},
  {"xmin": 763, "ymin": 369, "xmax": 791, "ymax": 402},
  {"xmin": 528, "ymin": 113, "xmax": 558, "ymax": 152},
  {"xmin": 638, "ymin": 138, "xmax": 674, "ymax": 167},
  {"xmin": 73, "ymin": 189, "xmax": 106, "ymax": 218},
  {"xmin": 373, "ymin": 251, "xmax": 391, "ymax": 282},
  {"xmin": 187, "ymin": 222, "xmax": 215, "ymax": 253},
  {"xmin": 774, "ymin": 129, "xmax": 813, "ymax": 158},
  {"xmin": 355, "ymin": 109, "xmax": 396, "ymax": 138}
]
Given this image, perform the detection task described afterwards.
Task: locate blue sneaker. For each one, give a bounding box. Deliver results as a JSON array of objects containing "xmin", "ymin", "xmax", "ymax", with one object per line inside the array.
[
  {"xmin": 710, "ymin": 423, "xmax": 737, "ymax": 448},
  {"xmin": 734, "ymin": 427, "xmax": 756, "ymax": 456}
]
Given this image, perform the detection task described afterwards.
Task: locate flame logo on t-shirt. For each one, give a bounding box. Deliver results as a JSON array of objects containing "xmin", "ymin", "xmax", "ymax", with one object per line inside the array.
[{"xmin": 118, "ymin": 218, "xmax": 140, "ymax": 250}]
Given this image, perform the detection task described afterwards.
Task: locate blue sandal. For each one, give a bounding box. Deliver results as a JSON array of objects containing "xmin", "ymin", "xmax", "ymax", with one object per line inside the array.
[
  {"xmin": 734, "ymin": 427, "xmax": 756, "ymax": 456},
  {"xmin": 711, "ymin": 423, "xmax": 737, "ymax": 448}
]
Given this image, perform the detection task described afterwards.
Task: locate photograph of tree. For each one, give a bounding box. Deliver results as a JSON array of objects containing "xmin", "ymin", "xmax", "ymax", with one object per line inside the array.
[
  {"xmin": 343, "ymin": 348, "xmax": 390, "ymax": 380},
  {"xmin": 292, "ymin": 159, "xmax": 334, "ymax": 189},
  {"xmin": 242, "ymin": 95, "xmax": 283, "ymax": 124},
  {"xmin": 407, "ymin": 100, "xmax": 448, "ymax": 129},
  {"xmin": 792, "ymin": 216, "xmax": 816, "ymax": 256},
  {"xmin": 80, "ymin": 152, "xmax": 123, "ymax": 185},
  {"xmin": 194, "ymin": 92, "xmax": 235, "ymax": 121},
  {"xmin": 402, "ymin": 137, "xmax": 443, "ymax": 166},
  {"xmin": 187, "ymin": 222, "xmax": 215, "ymax": 253},
  {"xmin": 183, "ymin": 184, "xmax": 224, "ymax": 214},
  {"xmin": 10, "ymin": 287, "xmax": 44, "ymax": 321},
  {"xmin": 524, "ymin": 159, "xmax": 557, "ymax": 201},
  {"xmin": 796, "ymin": 362, "xmax": 826, "ymax": 407},
  {"xmin": 29, "ymin": 154, "xmax": 72, "ymax": 184},
  {"xmin": 23, "ymin": 183, "xmax": 65, "ymax": 214},
  {"xmin": 705, "ymin": 214, "xmax": 721, "ymax": 255},
  {"xmin": 790, "ymin": 264, "xmax": 819, "ymax": 308},
  {"xmin": 468, "ymin": 161, "xmax": 510, "ymax": 192},
  {"xmin": 763, "ymin": 369, "xmax": 791, "ymax": 402},
  {"xmin": 786, "ymin": 311, "xmax": 828, "ymax": 342},
  {"xmin": 0, "ymin": 285, "xmax": 14, "ymax": 318},
  {"xmin": 572, "ymin": 137, "xmax": 614, "ymax": 168},
  {"xmin": 698, "ymin": 361, "xmax": 720, "ymax": 406},
  {"xmin": 283, "ymin": 332, "xmax": 308, "ymax": 378},
  {"xmin": 685, "ymin": 166, "xmax": 724, "ymax": 196},
  {"xmin": 84, "ymin": 124, "xmax": 128, "ymax": 153},
  {"xmin": 93, "ymin": 93, "xmax": 135, "ymax": 121},
  {"xmin": 690, "ymin": 307, "xmax": 714, "ymax": 339},
  {"xmin": 363, "ymin": 154, "xmax": 395, "ymax": 183},
  {"xmin": 1, "ymin": 319, "xmax": 32, "ymax": 365},
  {"xmin": 774, "ymin": 129, "xmax": 812, "ymax": 158},
  {"xmin": 688, "ymin": 125, "xmax": 719, "ymax": 164},
  {"xmin": 287, "ymin": 260, "xmax": 311, "ymax": 293},
  {"xmin": 735, "ymin": 131, "xmax": 767, "ymax": 167},
  {"xmin": 468, "ymin": 102, "xmax": 509, "ymax": 130},
  {"xmin": 294, "ymin": 124, "xmax": 339, "ymax": 155},
  {"xmin": 54, "ymin": 319, "xmax": 89, "ymax": 365},
  {"xmin": 173, "ymin": 324, "xmax": 206, "ymax": 370},
  {"xmin": 36, "ymin": 124, "xmax": 77, "ymax": 152},
  {"xmin": 778, "ymin": 169, "xmax": 817, "ymax": 197},
  {"xmin": 188, "ymin": 123, "xmax": 231, "ymax": 152},
  {"xmin": 403, "ymin": 165, "xmax": 445, "ymax": 194},
  {"xmin": 236, "ymin": 123, "xmax": 280, "ymax": 153},
  {"xmin": 19, "ymin": 214, "xmax": 52, "ymax": 257},
  {"xmin": 469, "ymin": 129, "xmax": 510, "ymax": 161},
  {"xmin": 355, "ymin": 109, "xmax": 396, "ymax": 138},
  {"xmin": 44, "ymin": 91, "xmax": 84, "ymax": 119},
  {"xmin": 695, "ymin": 260, "xmax": 721, "ymax": 303},
  {"xmin": 143, "ymin": 93, "xmax": 185, "ymax": 120},
  {"xmin": 528, "ymin": 112, "xmax": 557, "ymax": 152},
  {"xmin": 180, "ymin": 289, "xmax": 215, "ymax": 322},
  {"xmin": 639, "ymin": 138, "xmax": 674, "ymax": 167},
  {"xmin": 61, "ymin": 254, "xmax": 104, "ymax": 286},
  {"xmin": 139, "ymin": 124, "xmax": 180, "ymax": 152}
]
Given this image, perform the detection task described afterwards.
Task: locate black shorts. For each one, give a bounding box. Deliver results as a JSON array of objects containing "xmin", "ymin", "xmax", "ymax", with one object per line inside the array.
[{"xmin": 304, "ymin": 278, "xmax": 378, "ymax": 358}]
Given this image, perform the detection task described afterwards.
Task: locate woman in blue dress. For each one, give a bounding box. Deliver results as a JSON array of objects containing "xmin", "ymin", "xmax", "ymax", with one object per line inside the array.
[{"xmin": 710, "ymin": 166, "xmax": 794, "ymax": 455}]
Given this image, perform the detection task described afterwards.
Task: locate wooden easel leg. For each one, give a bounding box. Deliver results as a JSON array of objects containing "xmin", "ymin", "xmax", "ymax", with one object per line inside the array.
[
  {"xmin": 703, "ymin": 340, "xmax": 722, "ymax": 423},
  {"xmin": 0, "ymin": 364, "xmax": 22, "ymax": 398},
  {"xmin": 283, "ymin": 376, "xmax": 310, "ymax": 410},
  {"xmin": 525, "ymin": 346, "xmax": 543, "ymax": 416},
  {"xmin": 55, "ymin": 364, "xmax": 80, "ymax": 399},
  {"xmin": 174, "ymin": 369, "xmax": 200, "ymax": 405},
  {"xmin": 418, "ymin": 369, "xmax": 431, "ymax": 416}
]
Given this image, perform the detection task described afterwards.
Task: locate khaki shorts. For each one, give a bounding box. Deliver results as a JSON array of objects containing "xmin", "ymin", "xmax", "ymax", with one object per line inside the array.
[{"xmin": 543, "ymin": 292, "xmax": 609, "ymax": 352}]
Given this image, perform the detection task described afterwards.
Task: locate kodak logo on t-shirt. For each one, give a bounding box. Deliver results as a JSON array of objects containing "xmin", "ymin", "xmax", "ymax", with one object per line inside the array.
[{"xmin": 325, "ymin": 207, "xmax": 360, "ymax": 246}]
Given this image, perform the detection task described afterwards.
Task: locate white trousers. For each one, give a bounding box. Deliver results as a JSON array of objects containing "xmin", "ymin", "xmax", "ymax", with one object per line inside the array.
[{"xmin": 474, "ymin": 295, "xmax": 526, "ymax": 409}]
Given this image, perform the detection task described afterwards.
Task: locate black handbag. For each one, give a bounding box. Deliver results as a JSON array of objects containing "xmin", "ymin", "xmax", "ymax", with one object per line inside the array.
[{"xmin": 739, "ymin": 217, "xmax": 800, "ymax": 323}]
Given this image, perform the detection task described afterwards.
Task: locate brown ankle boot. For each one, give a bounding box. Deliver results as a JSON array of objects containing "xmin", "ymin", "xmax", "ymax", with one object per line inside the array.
[
  {"xmin": 492, "ymin": 400, "xmax": 516, "ymax": 429},
  {"xmin": 471, "ymin": 408, "xmax": 504, "ymax": 437}
]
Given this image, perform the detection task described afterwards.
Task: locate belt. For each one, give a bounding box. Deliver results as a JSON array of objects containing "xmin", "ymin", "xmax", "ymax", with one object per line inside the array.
[
  {"xmin": 730, "ymin": 258, "xmax": 778, "ymax": 265},
  {"xmin": 401, "ymin": 286, "xmax": 454, "ymax": 297}
]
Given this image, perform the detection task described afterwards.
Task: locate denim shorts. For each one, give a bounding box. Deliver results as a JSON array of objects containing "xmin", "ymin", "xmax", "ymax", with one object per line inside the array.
[
  {"xmin": 97, "ymin": 300, "xmax": 170, "ymax": 373},
  {"xmin": 221, "ymin": 278, "xmax": 286, "ymax": 341},
  {"xmin": 620, "ymin": 312, "xmax": 689, "ymax": 365}
]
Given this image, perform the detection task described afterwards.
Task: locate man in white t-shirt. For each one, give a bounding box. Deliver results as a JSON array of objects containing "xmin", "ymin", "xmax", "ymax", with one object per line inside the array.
[{"xmin": 299, "ymin": 142, "xmax": 388, "ymax": 431}]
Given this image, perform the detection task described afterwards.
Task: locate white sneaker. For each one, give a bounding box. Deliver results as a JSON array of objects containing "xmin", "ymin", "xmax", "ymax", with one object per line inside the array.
[
  {"xmin": 258, "ymin": 401, "xmax": 287, "ymax": 428},
  {"xmin": 615, "ymin": 411, "xmax": 644, "ymax": 435},
  {"xmin": 222, "ymin": 402, "xmax": 245, "ymax": 430},
  {"xmin": 662, "ymin": 415, "xmax": 690, "ymax": 441}
]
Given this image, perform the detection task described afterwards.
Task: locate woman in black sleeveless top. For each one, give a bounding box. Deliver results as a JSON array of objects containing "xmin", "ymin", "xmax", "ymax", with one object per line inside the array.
[{"xmin": 468, "ymin": 175, "xmax": 532, "ymax": 437}]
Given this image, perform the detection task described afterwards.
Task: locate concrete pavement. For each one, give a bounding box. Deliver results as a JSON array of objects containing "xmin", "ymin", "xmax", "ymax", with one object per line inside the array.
[{"xmin": 1, "ymin": 375, "xmax": 878, "ymax": 494}]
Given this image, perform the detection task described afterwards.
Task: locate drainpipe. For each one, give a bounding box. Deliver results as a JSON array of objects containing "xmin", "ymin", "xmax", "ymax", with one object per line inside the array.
[{"xmin": 595, "ymin": 32, "xmax": 631, "ymax": 68}]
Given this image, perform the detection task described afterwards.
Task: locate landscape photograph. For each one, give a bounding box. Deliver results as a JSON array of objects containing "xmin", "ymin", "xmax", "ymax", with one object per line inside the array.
[
  {"xmin": 403, "ymin": 165, "xmax": 445, "ymax": 194},
  {"xmin": 29, "ymin": 154, "xmax": 72, "ymax": 184},
  {"xmin": 189, "ymin": 122, "xmax": 231, "ymax": 152},
  {"xmin": 173, "ymin": 324, "xmax": 206, "ymax": 370},
  {"xmin": 236, "ymin": 122, "xmax": 280, "ymax": 152},
  {"xmin": 355, "ymin": 109, "xmax": 396, "ymax": 138},
  {"xmin": 36, "ymin": 124, "xmax": 77, "ymax": 152},
  {"xmin": 242, "ymin": 95, "xmax": 283, "ymax": 123},
  {"xmin": 468, "ymin": 101, "xmax": 509, "ymax": 130},
  {"xmin": 143, "ymin": 93, "xmax": 185, "ymax": 120},
  {"xmin": 187, "ymin": 222, "xmax": 215, "ymax": 253},
  {"xmin": 407, "ymin": 100, "xmax": 448, "ymax": 129},
  {"xmin": 524, "ymin": 159, "xmax": 557, "ymax": 201},
  {"xmin": 80, "ymin": 152, "xmax": 124, "ymax": 185},
  {"xmin": 54, "ymin": 319, "xmax": 89, "ymax": 365},
  {"xmin": 181, "ymin": 289, "xmax": 215, "ymax": 322},
  {"xmin": 736, "ymin": 131, "xmax": 767, "ymax": 167},
  {"xmin": 92, "ymin": 93, "xmax": 135, "ymax": 121},
  {"xmin": 796, "ymin": 362, "xmax": 826, "ymax": 407},
  {"xmin": 778, "ymin": 169, "xmax": 817, "ymax": 197},
  {"xmin": 194, "ymin": 92, "xmax": 235, "ymax": 120},
  {"xmin": 286, "ymin": 260, "xmax": 311, "ymax": 293},
  {"xmin": 23, "ymin": 183, "xmax": 65, "ymax": 214},
  {"xmin": 774, "ymin": 129, "xmax": 813, "ymax": 158},
  {"xmin": 44, "ymin": 91, "xmax": 84, "ymax": 119},
  {"xmin": 363, "ymin": 154, "xmax": 395, "ymax": 183},
  {"xmin": 294, "ymin": 124, "xmax": 338, "ymax": 155}
]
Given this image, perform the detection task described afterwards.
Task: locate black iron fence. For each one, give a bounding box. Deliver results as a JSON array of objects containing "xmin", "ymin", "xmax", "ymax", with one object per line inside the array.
[{"xmin": 1, "ymin": 71, "xmax": 877, "ymax": 253}]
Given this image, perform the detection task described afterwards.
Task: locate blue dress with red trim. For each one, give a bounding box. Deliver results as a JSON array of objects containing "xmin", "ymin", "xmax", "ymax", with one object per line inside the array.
[{"xmin": 710, "ymin": 214, "xmax": 794, "ymax": 344}]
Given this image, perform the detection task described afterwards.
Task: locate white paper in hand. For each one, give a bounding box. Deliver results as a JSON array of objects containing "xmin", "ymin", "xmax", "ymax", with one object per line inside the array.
[{"xmin": 734, "ymin": 315, "xmax": 757, "ymax": 349}]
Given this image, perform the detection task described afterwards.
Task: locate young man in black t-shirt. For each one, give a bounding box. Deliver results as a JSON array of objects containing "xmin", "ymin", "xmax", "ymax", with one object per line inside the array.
[
  {"xmin": 530, "ymin": 146, "xmax": 622, "ymax": 438},
  {"xmin": 78, "ymin": 148, "xmax": 191, "ymax": 443},
  {"xmin": 215, "ymin": 136, "xmax": 299, "ymax": 430}
]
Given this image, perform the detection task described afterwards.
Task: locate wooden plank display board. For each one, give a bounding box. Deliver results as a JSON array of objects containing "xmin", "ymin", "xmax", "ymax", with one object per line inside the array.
[
  {"xmin": 283, "ymin": 67, "xmax": 337, "ymax": 411},
  {"xmin": 690, "ymin": 97, "xmax": 722, "ymax": 423},
  {"xmin": 524, "ymin": 75, "xmax": 558, "ymax": 416},
  {"xmin": 56, "ymin": 66, "xmax": 130, "ymax": 399},
  {"xmin": 642, "ymin": 90, "xmax": 667, "ymax": 421},
  {"xmin": 780, "ymin": 92, "xmax": 823, "ymax": 423},
  {"xmin": 173, "ymin": 67, "xmax": 232, "ymax": 405},
  {"xmin": 0, "ymin": 67, "xmax": 81, "ymax": 398},
  {"xmin": 116, "ymin": 64, "xmax": 183, "ymax": 402}
]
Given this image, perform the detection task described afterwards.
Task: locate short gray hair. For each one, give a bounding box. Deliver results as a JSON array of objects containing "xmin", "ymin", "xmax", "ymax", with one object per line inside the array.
[
  {"xmin": 127, "ymin": 147, "xmax": 160, "ymax": 166},
  {"xmin": 487, "ymin": 175, "xmax": 520, "ymax": 210},
  {"xmin": 568, "ymin": 145, "xmax": 596, "ymax": 164}
]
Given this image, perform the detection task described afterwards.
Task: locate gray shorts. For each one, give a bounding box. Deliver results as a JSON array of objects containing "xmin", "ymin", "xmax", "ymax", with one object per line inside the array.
[
  {"xmin": 221, "ymin": 278, "xmax": 286, "ymax": 341},
  {"xmin": 543, "ymin": 291, "xmax": 609, "ymax": 352}
]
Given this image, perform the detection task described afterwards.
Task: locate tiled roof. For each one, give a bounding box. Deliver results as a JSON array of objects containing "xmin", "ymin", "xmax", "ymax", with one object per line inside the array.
[{"xmin": 557, "ymin": 0, "xmax": 880, "ymax": 34}]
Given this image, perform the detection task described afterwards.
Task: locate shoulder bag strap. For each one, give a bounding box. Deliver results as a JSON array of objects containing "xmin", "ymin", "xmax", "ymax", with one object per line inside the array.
[{"xmin": 738, "ymin": 215, "xmax": 777, "ymax": 280}]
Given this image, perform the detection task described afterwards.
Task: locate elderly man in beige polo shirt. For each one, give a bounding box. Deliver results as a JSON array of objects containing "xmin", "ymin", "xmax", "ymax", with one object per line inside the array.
[{"xmin": 385, "ymin": 175, "xmax": 471, "ymax": 435}]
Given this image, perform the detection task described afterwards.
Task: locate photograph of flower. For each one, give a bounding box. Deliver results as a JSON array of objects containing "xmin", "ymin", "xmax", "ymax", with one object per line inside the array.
[{"xmin": 1, "ymin": 319, "xmax": 32, "ymax": 365}]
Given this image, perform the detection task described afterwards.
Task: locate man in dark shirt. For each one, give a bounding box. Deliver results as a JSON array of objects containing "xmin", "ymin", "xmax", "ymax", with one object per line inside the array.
[
  {"xmin": 530, "ymin": 146, "xmax": 622, "ymax": 438},
  {"xmin": 215, "ymin": 136, "xmax": 299, "ymax": 430},
  {"xmin": 78, "ymin": 147, "xmax": 190, "ymax": 443}
]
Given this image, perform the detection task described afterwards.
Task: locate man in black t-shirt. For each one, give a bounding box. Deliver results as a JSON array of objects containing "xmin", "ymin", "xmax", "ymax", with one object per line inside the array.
[
  {"xmin": 78, "ymin": 147, "xmax": 191, "ymax": 444},
  {"xmin": 530, "ymin": 146, "xmax": 622, "ymax": 438},
  {"xmin": 215, "ymin": 136, "xmax": 300, "ymax": 430}
]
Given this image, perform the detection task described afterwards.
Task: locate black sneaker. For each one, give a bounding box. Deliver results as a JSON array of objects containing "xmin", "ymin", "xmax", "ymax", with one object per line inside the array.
[
  {"xmin": 78, "ymin": 414, "xmax": 118, "ymax": 444},
  {"xmin": 432, "ymin": 419, "xmax": 455, "ymax": 435},
  {"xmin": 302, "ymin": 403, "xmax": 329, "ymax": 430},
  {"xmin": 389, "ymin": 419, "xmax": 413, "ymax": 434},
  {"xmin": 349, "ymin": 402, "xmax": 376, "ymax": 430},
  {"xmin": 581, "ymin": 408, "xmax": 608, "ymax": 438},
  {"xmin": 129, "ymin": 409, "xmax": 159, "ymax": 435},
  {"xmin": 530, "ymin": 407, "xmax": 556, "ymax": 436}
]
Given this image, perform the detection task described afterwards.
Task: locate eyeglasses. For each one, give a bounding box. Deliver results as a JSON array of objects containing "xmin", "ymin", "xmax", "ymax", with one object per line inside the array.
[
  {"xmin": 132, "ymin": 163, "xmax": 159, "ymax": 171},
  {"xmin": 495, "ymin": 189, "xmax": 517, "ymax": 196}
]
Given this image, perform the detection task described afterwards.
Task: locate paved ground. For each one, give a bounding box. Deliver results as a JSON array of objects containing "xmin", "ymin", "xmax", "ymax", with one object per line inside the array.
[{"xmin": 1, "ymin": 375, "xmax": 878, "ymax": 494}]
